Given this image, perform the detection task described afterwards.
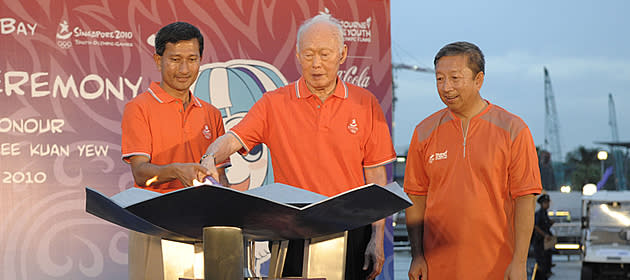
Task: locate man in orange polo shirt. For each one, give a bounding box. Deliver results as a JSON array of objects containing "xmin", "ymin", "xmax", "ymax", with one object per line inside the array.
[
  {"xmin": 404, "ymin": 42, "xmax": 542, "ymax": 280},
  {"xmin": 200, "ymin": 14, "xmax": 395, "ymax": 279},
  {"xmin": 121, "ymin": 22, "xmax": 228, "ymax": 280}
]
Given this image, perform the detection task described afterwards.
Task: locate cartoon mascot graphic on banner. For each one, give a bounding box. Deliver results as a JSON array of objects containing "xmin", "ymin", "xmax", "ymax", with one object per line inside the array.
[{"xmin": 192, "ymin": 60, "xmax": 285, "ymax": 191}]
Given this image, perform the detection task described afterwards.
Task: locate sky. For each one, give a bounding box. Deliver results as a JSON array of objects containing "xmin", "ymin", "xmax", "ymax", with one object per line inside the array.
[{"xmin": 390, "ymin": 0, "xmax": 630, "ymax": 160}]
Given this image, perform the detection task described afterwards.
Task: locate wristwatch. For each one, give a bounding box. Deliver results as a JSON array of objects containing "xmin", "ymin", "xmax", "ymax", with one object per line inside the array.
[{"xmin": 200, "ymin": 153, "xmax": 214, "ymax": 164}]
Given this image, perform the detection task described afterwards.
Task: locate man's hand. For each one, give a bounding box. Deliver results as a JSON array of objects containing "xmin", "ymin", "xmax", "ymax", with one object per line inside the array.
[
  {"xmin": 508, "ymin": 194, "xmax": 535, "ymax": 280},
  {"xmin": 200, "ymin": 133, "xmax": 244, "ymax": 183},
  {"xmin": 408, "ymin": 255, "xmax": 428, "ymax": 280},
  {"xmin": 363, "ymin": 234, "xmax": 384, "ymax": 279},
  {"xmin": 129, "ymin": 155, "xmax": 208, "ymax": 187},
  {"xmin": 168, "ymin": 162, "xmax": 209, "ymax": 187},
  {"xmin": 362, "ymin": 166, "xmax": 387, "ymax": 279},
  {"xmin": 544, "ymin": 234, "xmax": 553, "ymax": 242},
  {"xmin": 200, "ymin": 154, "xmax": 219, "ymax": 182},
  {"xmin": 406, "ymin": 195, "xmax": 427, "ymax": 279},
  {"xmin": 504, "ymin": 259, "xmax": 527, "ymax": 280}
]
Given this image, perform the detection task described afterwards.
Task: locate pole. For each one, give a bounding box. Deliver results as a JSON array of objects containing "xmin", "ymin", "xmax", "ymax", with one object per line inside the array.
[{"xmin": 203, "ymin": 226, "xmax": 244, "ymax": 280}]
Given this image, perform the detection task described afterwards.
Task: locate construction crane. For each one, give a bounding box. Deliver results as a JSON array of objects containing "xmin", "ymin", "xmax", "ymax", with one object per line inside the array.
[
  {"xmin": 391, "ymin": 63, "xmax": 433, "ymax": 142},
  {"xmin": 542, "ymin": 67, "xmax": 565, "ymax": 190},
  {"xmin": 391, "ymin": 63, "xmax": 433, "ymax": 112},
  {"xmin": 392, "ymin": 63, "xmax": 433, "ymax": 72},
  {"xmin": 544, "ymin": 67, "xmax": 563, "ymax": 163},
  {"xmin": 608, "ymin": 93, "xmax": 627, "ymax": 190}
]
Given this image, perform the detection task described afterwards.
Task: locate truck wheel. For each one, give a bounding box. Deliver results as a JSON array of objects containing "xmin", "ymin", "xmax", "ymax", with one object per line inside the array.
[{"xmin": 581, "ymin": 263, "xmax": 593, "ymax": 280}]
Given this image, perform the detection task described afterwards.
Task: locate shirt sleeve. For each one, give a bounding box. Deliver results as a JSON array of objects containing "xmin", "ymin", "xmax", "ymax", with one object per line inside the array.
[
  {"xmin": 404, "ymin": 126, "xmax": 429, "ymax": 196},
  {"xmin": 508, "ymin": 126, "xmax": 543, "ymax": 198},
  {"xmin": 363, "ymin": 94, "xmax": 396, "ymax": 168},
  {"xmin": 121, "ymin": 101, "xmax": 151, "ymax": 163},
  {"xmin": 229, "ymin": 94, "xmax": 268, "ymax": 155}
]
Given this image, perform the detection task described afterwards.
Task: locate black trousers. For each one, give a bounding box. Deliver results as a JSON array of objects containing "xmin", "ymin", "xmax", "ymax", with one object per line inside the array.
[
  {"xmin": 533, "ymin": 240, "xmax": 552, "ymax": 280},
  {"xmin": 282, "ymin": 225, "xmax": 372, "ymax": 279}
]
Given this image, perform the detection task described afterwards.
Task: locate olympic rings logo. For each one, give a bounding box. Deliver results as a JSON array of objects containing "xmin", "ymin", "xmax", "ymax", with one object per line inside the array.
[{"xmin": 57, "ymin": 40, "xmax": 72, "ymax": 49}]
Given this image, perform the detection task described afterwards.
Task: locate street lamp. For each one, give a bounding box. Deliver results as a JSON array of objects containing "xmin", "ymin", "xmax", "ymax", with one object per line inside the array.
[
  {"xmin": 583, "ymin": 183, "xmax": 597, "ymax": 196},
  {"xmin": 597, "ymin": 150, "xmax": 608, "ymax": 178}
]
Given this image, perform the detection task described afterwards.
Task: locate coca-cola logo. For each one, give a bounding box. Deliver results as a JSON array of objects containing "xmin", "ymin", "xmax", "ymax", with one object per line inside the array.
[{"xmin": 338, "ymin": 65, "xmax": 371, "ymax": 88}]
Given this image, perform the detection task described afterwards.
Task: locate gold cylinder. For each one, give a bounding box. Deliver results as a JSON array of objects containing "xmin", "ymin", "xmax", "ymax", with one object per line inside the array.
[{"xmin": 203, "ymin": 226, "xmax": 244, "ymax": 280}]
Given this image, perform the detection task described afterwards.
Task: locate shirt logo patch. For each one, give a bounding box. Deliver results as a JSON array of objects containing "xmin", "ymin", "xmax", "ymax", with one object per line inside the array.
[
  {"xmin": 202, "ymin": 125, "xmax": 211, "ymax": 140},
  {"xmin": 428, "ymin": 150, "xmax": 447, "ymax": 164},
  {"xmin": 347, "ymin": 118, "xmax": 359, "ymax": 134}
]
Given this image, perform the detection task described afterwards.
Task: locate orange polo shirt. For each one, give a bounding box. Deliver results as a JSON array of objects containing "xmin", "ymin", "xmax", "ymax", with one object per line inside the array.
[
  {"xmin": 404, "ymin": 102, "xmax": 542, "ymax": 279},
  {"xmin": 121, "ymin": 82, "xmax": 227, "ymax": 193},
  {"xmin": 230, "ymin": 77, "xmax": 396, "ymax": 197}
]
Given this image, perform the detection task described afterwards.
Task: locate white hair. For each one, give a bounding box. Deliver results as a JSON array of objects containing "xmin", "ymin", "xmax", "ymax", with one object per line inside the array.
[{"xmin": 296, "ymin": 14, "xmax": 344, "ymax": 54}]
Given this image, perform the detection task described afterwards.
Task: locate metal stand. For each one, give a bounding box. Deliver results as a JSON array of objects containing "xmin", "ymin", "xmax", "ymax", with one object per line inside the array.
[
  {"xmin": 268, "ymin": 240, "xmax": 289, "ymax": 278},
  {"xmin": 302, "ymin": 231, "xmax": 347, "ymax": 280},
  {"xmin": 86, "ymin": 182, "xmax": 411, "ymax": 279},
  {"xmin": 245, "ymin": 240, "xmax": 256, "ymax": 277},
  {"xmin": 203, "ymin": 226, "xmax": 244, "ymax": 280}
]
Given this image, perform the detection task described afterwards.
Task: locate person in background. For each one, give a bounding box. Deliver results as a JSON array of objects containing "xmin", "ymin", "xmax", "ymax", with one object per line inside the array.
[
  {"xmin": 121, "ymin": 21, "xmax": 229, "ymax": 280},
  {"xmin": 200, "ymin": 14, "xmax": 396, "ymax": 279},
  {"xmin": 404, "ymin": 41, "xmax": 542, "ymax": 280},
  {"xmin": 533, "ymin": 193, "xmax": 555, "ymax": 280}
]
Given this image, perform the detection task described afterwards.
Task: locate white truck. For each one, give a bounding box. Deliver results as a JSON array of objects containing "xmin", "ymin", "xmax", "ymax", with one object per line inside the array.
[{"xmin": 581, "ymin": 191, "xmax": 630, "ymax": 279}]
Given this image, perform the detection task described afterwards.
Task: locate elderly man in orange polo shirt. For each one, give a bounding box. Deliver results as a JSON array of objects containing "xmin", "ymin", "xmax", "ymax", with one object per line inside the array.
[
  {"xmin": 121, "ymin": 22, "xmax": 229, "ymax": 280},
  {"xmin": 201, "ymin": 14, "xmax": 396, "ymax": 280},
  {"xmin": 404, "ymin": 41, "xmax": 542, "ymax": 280}
]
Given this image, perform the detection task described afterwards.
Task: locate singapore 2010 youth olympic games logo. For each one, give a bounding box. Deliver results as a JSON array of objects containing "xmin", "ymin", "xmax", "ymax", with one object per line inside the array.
[
  {"xmin": 56, "ymin": 20, "xmax": 72, "ymax": 49},
  {"xmin": 55, "ymin": 19, "xmax": 134, "ymax": 49}
]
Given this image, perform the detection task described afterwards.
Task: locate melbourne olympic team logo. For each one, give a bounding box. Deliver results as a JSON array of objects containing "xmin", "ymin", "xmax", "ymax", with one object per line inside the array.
[
  {"xmin": 56, "ymin": 20, "xmax": 72, "ymax": 49},
  {"xmin": 191, "ymin": 59, "xmax": 287, "ymax": 192}
]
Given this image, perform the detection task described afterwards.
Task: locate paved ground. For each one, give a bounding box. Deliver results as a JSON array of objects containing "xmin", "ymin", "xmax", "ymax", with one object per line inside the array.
[
  {"xmin": 393, "ymin": 249, "xmax": 581, "ymax": 280},
  {"xmin": 546, "ymin": 255, "xmax": 581, "ymax": 280}
]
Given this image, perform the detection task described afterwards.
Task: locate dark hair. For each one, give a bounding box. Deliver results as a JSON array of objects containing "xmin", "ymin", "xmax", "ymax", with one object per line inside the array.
[
  {"xmin": 155, "ymin": 22, "xmax": 204, "ymax": 57},
  {"xmin": 537, "ymin": 194, "xmax": 550, "ymax": 204},
  {"xmin": 434, "ymin": 41, "xmax": 485, "ymax": 75}
]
